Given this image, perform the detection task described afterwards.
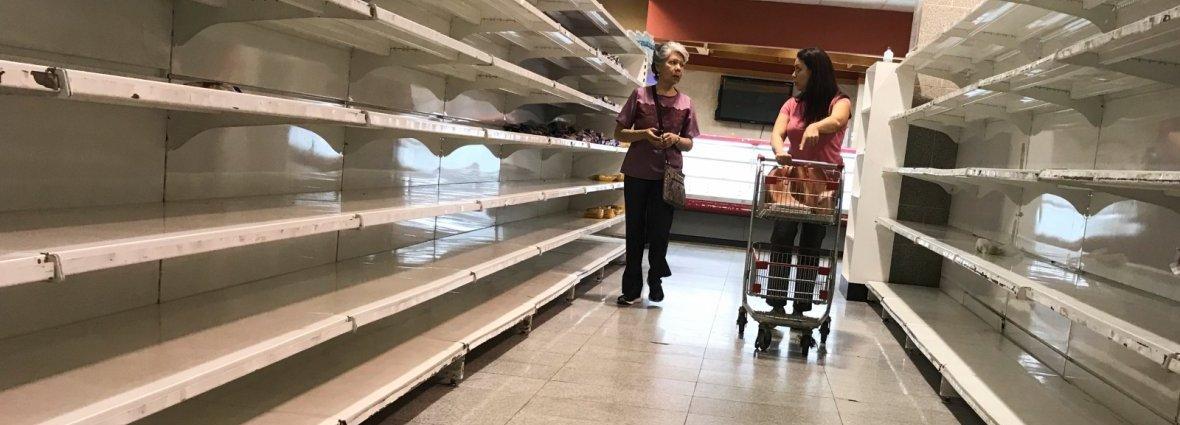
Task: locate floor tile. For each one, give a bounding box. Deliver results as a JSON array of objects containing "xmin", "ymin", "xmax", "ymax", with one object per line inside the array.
[
  {"xmin": 537, "ymin": 380, "xmax": 693, "ymax": 412},
  {"xmin": 688, "ymin": 395, "xmax": 841, "ymax": 424},
  {"xmin": 513, "ymin": 396, "xmax": 688, "ymax": 425},
  {"xmin": 549, "ymin": 367, "xmax": 698, "ymax": 396},
  {"xmin": 559, "ymin": 356, "xmax": 700, "ymax": 382},
  {"xmin": 479, "ymin": 359, "xmax": 564, "ymax": 380},
  {"xmin": 571, "ymin": 344, "xmax": 704, "ymax": 369},
  {"xmin": 389, "ymin": 385, "xmax": 533, "ymax": 425}
]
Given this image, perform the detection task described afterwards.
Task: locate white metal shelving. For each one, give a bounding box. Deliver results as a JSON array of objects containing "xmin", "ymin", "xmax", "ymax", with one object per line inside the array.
[
  {"xmin": 900, "ymin": 0, "xmax": 1108, "ymax": 86},
  {"xmin": 0, "ymin": 59, "xmax": 626, "ymax": 150},
  {"xmin": 856, "ymin": 1, "xmax": 1180, "ymax": 422},
  {"xmin": 392, "ymin": 0, "xmax": 641, "ymax": 94},
  {"xmin": 0, "ymin": 0, "xmax": 638, "ymax": 423},
  {"xmin": 898, "ymin": 5, "xmax": 1180, "ymax": 131},
  {"xmin": 176, "ymin": 0, "xmax": 619, "ymax": 112},
  {"xmin": 887, "ymin": 167, "xmax": 1180, "ymax": 212},
  {"xmin": 0, "ymin": 213, "xmax": 622, "ymax": 425},
  {"xmin": 533, "ymin": 0, "xmax": 646, "ymax": 55},
  {"xmin": 866, "ymin": 282, "xmax": 1130, "ymax": 425},
  {"xmin": 875, "ymin": 217, "xmax": 1180, "ymax": 374},
  {"xmin": 136, "ymin": 237, "xmax": 622, "ymax": 425},
  {"xmin": 0, "ymin": 180, "xmax": 622, "ymax": 288}
]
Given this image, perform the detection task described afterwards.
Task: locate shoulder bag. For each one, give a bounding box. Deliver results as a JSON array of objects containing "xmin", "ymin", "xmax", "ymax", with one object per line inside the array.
[{"xmin": 648, "ymin": 85, "xmax": 688, "ymax": 209}]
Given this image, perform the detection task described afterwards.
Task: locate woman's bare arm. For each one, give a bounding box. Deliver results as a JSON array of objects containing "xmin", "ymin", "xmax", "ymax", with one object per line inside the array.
[
  {"xmin": 800, "ymin": 98, "xmax": 852, "ymax": 150},
  {"xmin": 770, "ymin": 112, "xmax": 792, "ymax": 164},
  {"xmin": 810, "ymin": 98, "xmax": 852, "ymax": 134}
]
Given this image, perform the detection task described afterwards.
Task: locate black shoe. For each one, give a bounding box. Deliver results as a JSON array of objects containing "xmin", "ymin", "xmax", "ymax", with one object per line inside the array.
[
  {"xmin": 648, "ymin": 281, "xmax": 664, "ymax": 302},
  {"xmin": 616, "ymin": 295, "xmax": 641, "ymax": 306}
]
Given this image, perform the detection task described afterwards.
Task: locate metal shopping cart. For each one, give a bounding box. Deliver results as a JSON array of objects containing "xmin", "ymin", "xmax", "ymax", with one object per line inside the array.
[{"xmin": 737, "ymin": 157, "xmax": 843, "ymax": 355}]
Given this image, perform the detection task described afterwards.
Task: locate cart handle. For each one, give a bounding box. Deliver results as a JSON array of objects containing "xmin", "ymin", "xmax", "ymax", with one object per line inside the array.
[{"xmin": 757, "ymin": 155, "xmax": 843, "ymax": 170}]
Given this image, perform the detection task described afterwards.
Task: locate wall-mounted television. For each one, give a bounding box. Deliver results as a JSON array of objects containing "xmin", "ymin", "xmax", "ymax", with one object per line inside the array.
[{"xmin": 715, "ymin": 76, "xmax": 794, "ymax": 126}]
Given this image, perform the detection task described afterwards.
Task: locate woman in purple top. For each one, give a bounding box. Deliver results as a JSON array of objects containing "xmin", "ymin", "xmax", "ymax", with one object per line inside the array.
[{"xmin": 613, "ymin": 41, "xmax": 701, "ymax": 306}]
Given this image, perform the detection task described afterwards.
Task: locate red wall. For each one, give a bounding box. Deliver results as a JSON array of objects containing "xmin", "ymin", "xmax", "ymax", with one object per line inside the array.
[{"xmin": 647, "ymin": 0, "xmax": 912, "ymax": 56}]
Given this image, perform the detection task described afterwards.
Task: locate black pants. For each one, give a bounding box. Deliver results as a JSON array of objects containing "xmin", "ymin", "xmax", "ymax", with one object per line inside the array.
[
  {"xmin": 767, "ymin": 221, "xmax": 827, "ymax": 311},
  {"xmin": 622, "ymin": 176, "xmax": 674, "ymax": 299}
]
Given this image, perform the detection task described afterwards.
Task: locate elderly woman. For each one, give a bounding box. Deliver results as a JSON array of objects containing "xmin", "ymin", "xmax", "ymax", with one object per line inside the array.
[{"xmin": 613, "ymin": 41, "xmax": 700, "ymax": 306}]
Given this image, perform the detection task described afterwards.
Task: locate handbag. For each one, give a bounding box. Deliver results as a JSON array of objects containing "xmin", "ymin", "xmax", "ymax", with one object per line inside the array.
[{"xmin": 648, "ymin": 86, "xmax": 688, "ymax": 209}]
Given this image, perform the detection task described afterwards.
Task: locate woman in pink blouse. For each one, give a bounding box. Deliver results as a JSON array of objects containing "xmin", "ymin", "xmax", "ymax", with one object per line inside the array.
[
  {"xmin": 613, "ymin": 42, "xmax": 701, "ymax": 306},
  {"xmin": 768, "ymin": 47, "xmax": 852, "ymax": 315}
]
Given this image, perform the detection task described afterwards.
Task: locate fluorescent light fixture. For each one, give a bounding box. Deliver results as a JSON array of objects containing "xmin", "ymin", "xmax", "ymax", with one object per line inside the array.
[
  {"xmin": 551, "ymin": 32, "xmax": 574, "ymax": 45},
  {"xmin": 587, "ymin": 11, "xmax": 609, "ymax": 28},
  {"xmin": 972, "ymin": 3, "xmax": 1014, "ymax": 26}
]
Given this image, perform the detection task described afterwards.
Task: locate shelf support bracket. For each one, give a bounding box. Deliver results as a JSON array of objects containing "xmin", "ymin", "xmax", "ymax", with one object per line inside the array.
[
  {"xmin": 438, "ymin": 354, "xmax": 466, "ymax": 386},
  {"xmin": 1061, "ymin": 52, "xmax": 1180, "ymax": 87},
  {"xmin": 964, "ymin": 104, "xmax": 1033, "ymax": 135},
  {"xmin": 938, "ymin": 375, "xmax": 961, "ymax": 399},
  {"xmin": 984, "ymin": 81, "xmax": 1104, "ymax": 126}
]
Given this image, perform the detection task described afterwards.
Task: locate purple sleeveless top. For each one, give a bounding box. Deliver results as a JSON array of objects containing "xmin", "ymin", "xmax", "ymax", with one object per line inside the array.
[{"xmin": 615, "ymin": 87, "xmax": 701, "ymax": 180}]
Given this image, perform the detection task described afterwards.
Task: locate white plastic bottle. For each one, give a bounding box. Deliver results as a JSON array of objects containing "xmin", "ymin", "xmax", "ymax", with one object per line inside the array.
[{"xmin": 883, "ymin": 47, "xmax": 894, "ymax": 63}]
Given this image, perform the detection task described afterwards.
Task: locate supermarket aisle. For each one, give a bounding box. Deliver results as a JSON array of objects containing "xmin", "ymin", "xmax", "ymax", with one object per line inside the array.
[{"xmin": 370, "ymin": 242, "xmax": 980, "ymax": 425}]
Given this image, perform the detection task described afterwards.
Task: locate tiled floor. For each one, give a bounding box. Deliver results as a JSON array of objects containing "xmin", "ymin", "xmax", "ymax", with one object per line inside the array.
[{"xmin": 369, "ymin": 242, "xmax": 984, "ymax": 425}]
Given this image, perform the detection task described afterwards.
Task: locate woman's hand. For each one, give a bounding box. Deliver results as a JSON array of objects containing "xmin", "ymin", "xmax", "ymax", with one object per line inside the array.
[
  {"xmin": 641, "ymin": 128, "xmax": 662, "ymax": 143},
  {"xmin": 657, "ymin": 133, "xmax": 679, "ymax": 149},
  {"xmin": 775, "ymin": 151, "xmax": 792, "ymax": 165},
  {"xmin": 800, "ymin": 124, "xmax": 821, "ymax": 150}
]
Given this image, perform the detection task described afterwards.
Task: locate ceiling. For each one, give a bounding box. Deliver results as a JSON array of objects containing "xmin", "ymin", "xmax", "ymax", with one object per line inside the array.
[{"xmin": 756, "ymin": 0, "xmax": 916, "ymax": 12}]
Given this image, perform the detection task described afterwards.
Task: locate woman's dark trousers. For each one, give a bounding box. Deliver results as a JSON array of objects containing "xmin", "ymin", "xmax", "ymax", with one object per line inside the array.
[
  {"xmin": 767, "ymin": 220, "xmax": 826, "ymax": 313},
  {"xmin": 622, "ymin": 176, "xmax": 674, "ymax": 299}
]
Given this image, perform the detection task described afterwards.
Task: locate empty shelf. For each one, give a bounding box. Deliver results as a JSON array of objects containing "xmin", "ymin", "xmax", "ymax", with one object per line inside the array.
[
  {"xmin": 888, "ymin": 167, "xmax": 1180, "ymax": 213},
  {"xmin": 0, "ymin": 212, "xmax": 622, "ymax": 425},
  {"xmin": 866, "ymin": 282, "xmax": 1129, "ymax": 425},
  {"xmin": 898, "ymin": 5, "xmax": 1180, "ymax": 131},
  {"xmin": 890, "ymin": 167, "xmax": 1039, "ymax": 185},
  {"xmin": 1055, "ymin": 5, "xmax": 1180, "ymax": 87},
  {"xmin": 0, "ymin": 59, "xmax": 624, "ymax": 147},
  {"xmin": 0, "ymin": 180, "xmax": 621, "ymax": 288},
  {"xmin": 136, "ymin": 237, "xmax": 624, "ymax": 425},
  {"xmin": 177, "ymin": 1, "xmax": 614, "ymax": 113},
  {"xmin": 401, "ymin": 0, "xmax": 598, "ymax": 59},
  {"xmin": 537, "ymin": 0, "xmax": 646, "ymax": 55},
  {"xmin": 1039, "ymin": 169, "xmax": 1180, "ymax": 193},
  {"xmin": 876, "ymin": 218, "xmax": 1180, "ymax": 374},
  {"xmin": 548, "ymin": 137, "xmax": 628, "ymax": 153},
  {"xmin": 901, "ymin": 0, "xmax": 1100, "ymax": 85},
  {"xmin": 888, "ymin": 168, "xmax": 1042, "ymax": 197}
]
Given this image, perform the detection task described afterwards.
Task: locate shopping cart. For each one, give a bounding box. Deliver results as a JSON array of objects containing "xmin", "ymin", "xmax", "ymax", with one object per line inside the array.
[{"xmin": 737, "ymin": 157, "xmax": 843, "ymax": 355}]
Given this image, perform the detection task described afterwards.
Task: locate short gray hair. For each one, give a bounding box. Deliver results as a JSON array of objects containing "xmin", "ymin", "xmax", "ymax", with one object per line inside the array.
[{"xmin": 652, "ymin": 41, "xmax": 689, "ymax": 74}]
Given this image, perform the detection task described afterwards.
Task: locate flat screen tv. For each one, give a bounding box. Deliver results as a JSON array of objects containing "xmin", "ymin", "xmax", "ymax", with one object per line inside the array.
[{"xmin": 715, "ymin": 76, "xmax": 794, "ymax": 125}]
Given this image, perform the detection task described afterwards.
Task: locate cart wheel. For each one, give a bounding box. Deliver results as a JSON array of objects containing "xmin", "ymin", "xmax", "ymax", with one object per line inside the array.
[
  {"xmin": 799, "ymin": 334, "xmax": 815, "ymax": 356},
  {"xmin": 754, "ymin": 327, "xmax": 771, "ymax": 352},
  {"xmin": 819, "ymin": 318, "xmax": 831, "ymax": 344},
  {"xmin": 736, "ymin": 307, "xmax": 748, "ymax": 339}
]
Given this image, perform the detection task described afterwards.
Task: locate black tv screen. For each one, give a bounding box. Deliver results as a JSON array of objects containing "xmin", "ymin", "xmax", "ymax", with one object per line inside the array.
[{"xmin": 715, "ymin": 76, "xmax": 794, "ymax": 125}]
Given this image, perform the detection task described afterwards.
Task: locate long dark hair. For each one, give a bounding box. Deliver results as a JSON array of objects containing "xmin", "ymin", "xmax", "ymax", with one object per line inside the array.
[{"xmin": 796, "ymin": 47, "xmax": 841, "ymax": 125}]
